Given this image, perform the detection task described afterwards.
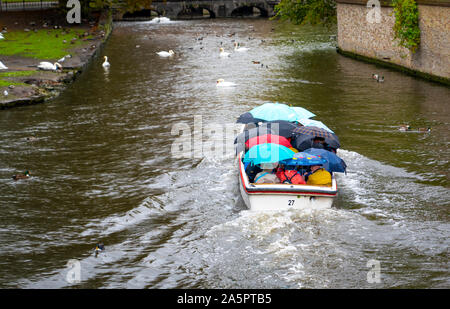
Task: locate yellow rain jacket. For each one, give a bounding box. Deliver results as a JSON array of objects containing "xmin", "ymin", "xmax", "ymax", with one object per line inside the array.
[{"xmin": 306, "ymin": 168, "xmax": 332, "ymax": 186}]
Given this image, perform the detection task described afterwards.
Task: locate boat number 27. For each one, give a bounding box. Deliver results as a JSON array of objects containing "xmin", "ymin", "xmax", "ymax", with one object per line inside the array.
[{"xmin": 288, "ymin": 200, "xmax": 295, "ymax": 206}]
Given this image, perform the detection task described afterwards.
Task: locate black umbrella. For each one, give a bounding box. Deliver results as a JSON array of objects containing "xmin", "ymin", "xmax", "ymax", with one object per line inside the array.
[
  {"xmin": 234, "ymin": 126, "xmax": 275, "ymax": 154},
  {"xmin": 236, "ymin": 112, "xmax": 265, "ymax": 125},
  {"xmin": 261, "ymin": 120, "xmax": 301, "ymax": 138}
]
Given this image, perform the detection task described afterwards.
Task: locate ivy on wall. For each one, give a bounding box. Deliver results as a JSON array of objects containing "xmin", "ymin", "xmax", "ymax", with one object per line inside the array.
[{"xmin": 392, "ymin": 0, "xmax": 421, "ymax": 53}]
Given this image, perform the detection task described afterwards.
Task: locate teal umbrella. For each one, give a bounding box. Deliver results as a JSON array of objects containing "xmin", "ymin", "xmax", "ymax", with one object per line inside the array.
[
  {"xmin": 291, "ymin": 106, "xmax": 316, "ymax": 119},
  {"xmin": 298, "ymin": 118, "xmax": 334, "ymax": 133},
  {"xmin": 243, "ymin": 143, "xmax": 295, "ymax": 165},
  {"xmin": 249, "ymin": 103, "xmax": 298, "ymax": 122}
]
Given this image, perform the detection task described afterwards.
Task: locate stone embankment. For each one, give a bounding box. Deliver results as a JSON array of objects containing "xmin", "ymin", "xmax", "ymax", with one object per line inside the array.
[{"xmin": 0, "ymin": 10, "xmax": 113, "ymax": 109}]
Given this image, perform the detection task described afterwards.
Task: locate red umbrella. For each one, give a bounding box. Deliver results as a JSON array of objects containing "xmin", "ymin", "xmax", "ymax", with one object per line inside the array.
[{"xmin": 246, "ymin": 134, "xmax": 292, "ymax": 149}]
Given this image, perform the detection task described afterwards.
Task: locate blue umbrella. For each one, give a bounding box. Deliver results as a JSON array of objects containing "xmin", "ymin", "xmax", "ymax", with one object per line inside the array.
[
  {"xmin": 249, "ymin": 103, "xmax": 298, "ymax": 122},
  {"xmin": 298, "ymin": 118, "xmax": 334, "ymax": 133},
  {"xmin": 281, "ymin": 152, "xmax": 327, "ymax": 166},
  {"xmin": 243, "ymin": 143, "xmax": 295, "ymax": 165},
  {"xmin": 304, "ymin": 148, "xmax": 347, "ymax": 173},
  {"xmin": 291, "ymin": 106, "xmax": 316, "ymax": 119}
]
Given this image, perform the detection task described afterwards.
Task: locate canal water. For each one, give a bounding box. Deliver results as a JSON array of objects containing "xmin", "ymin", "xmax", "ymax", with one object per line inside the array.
[{"xmin": 0, "ymin": 19, "xmax": 449, "ymax": 288}]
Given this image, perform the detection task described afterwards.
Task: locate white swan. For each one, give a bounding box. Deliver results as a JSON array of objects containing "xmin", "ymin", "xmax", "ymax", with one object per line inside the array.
[
  {"xmin": 102, "ymin": 56, "xmax": 110, "ymax": 67},
  {"xmin": 150, "ymin": 17, "xmax": 171, "ymax": 24},
  {"xmin": 234, "ymin": 42, "xmax": 249, "ymax": 52},
  {"xmin": 38, "ymin": 62, "xmax": 62, "ymax": 71},
  {"xmin": 219, "ymin": 48, "xmax": 231, "ymax": 58},
  {"xmin": 0, "ymin": 60, "xmax": 8, "ymax": 70},
  {"xmin": 156, "ymin": 50, "xmax": 175, "ymax": 57},
  {"xmin": 216, "ymin": 79, "xmax": 236, "ymax": 87}
]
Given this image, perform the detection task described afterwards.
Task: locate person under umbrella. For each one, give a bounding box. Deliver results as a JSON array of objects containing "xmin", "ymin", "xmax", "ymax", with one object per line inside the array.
[
  {"xmin": 243, "ymin": 143, "xmax": 295, "ymax": 184},
  {"xmin": 304, "ymin": 148, "xmax": 347, "ymax": 173},
  {"xmin": 277, "ymin": 152, "xmax": 327, "ymax": 185}
]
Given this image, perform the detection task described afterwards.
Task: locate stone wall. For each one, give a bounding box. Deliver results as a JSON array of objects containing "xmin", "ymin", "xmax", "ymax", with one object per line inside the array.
[{"xmin": 336, "ymin": 0, "xmax": 450, "ymax": 83}]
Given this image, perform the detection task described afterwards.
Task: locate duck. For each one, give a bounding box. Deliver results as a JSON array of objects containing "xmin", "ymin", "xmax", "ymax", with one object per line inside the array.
[
  {"xmin": 0, "ymin": 33, "xmax": 4, "ymax": 40},
  {"xmin": 3, "ymin": 90, "xmax": 8, "ymax": 96},
  {"xmin": 398, "ymin": 125, "xmax": 411, "ymax": 132},
  {"xmin": 372, "ymin": 73, "xmax": 379, "ymax": 80},
  {"xmin": 0, "ymin": 60, "xmax": 8, "ymax": 70},
  {"xmin": 234, "ymin": 42, "xmax": 249, "ymax": 52},
  {"xmin": 26, "ymin": 136, "xmax": 38, "ymax": 142},
  {"xmin": 219, "ymin": 48, "xmax": 231, "ymax": 58},
  {"xmin": 156, "ymin": 50, "xmax": 175, "ymax": 57},
  {"xmin": 94, "ymin": 243, "xmax": 105, "ymax": 256},
  {"xmin": 12, "ymin": 170, "xmax": 30, "ymax": 181},
  {"xmin": 252, "ymin": 61, "xmax": 260, "ymax": 64},
  {"xmin": 417, "ymin": 127, "xmax": 431, "ymax": 132},
  {"xmin": 38, "ymin": 62, "xmax": 62, "ymax": 71},
  {"xmin": 102, "ymin": 56, "xmax": 110, "ymax": 67},
  {"xmin": 377, "ymin": 76, "xmax": 385, "ymax": 83},
  {"xmin": 216, "ymin": 79, "xmax": 236, "ymax": 87}
]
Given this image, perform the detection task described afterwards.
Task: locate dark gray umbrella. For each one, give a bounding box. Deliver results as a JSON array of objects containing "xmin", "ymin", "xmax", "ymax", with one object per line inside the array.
[
  {"xmin": 261, "ymin": 120, "xmax": 300, "ymax": 138},
  {"xmin": 236, "ymin": 112, "xmax": 265, "ymax": 125},
  {"xmin": 234, "ymin": 126, "xmax": 275, "ymax": 154},
  {"xmin": 292, "ymin": 132, "xmax": 341, "ymax": 151}
]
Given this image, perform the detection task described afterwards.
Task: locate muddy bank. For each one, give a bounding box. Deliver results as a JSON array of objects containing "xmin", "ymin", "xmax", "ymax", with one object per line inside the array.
[{"xmin": 0, "ymin": 9, "xmax": 113, "ymax": 109}]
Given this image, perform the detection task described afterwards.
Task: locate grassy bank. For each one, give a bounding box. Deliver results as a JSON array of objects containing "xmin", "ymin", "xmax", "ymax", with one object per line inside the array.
[
  {"xmin": 0, "ymin": 71, "xmax": 35, "ymax": 87},
  {"xmin": 0, "ymin": 28, "xmax": 92, "ymax": 60}
]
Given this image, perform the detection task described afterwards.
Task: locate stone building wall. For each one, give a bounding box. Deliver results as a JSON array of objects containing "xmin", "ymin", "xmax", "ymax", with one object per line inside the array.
[{"xmin": 336, "ymin": 0, "xmax": 450, "ymax": 82}]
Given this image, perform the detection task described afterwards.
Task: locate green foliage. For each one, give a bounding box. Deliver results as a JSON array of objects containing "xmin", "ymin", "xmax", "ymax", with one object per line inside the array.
[
  {"xmin": 273, "ymin": 0, "xmax": 337, "ymax": 27},
  {"xmin": 392, "ymin": 0, "xmax": 420, "ymax": 53}
]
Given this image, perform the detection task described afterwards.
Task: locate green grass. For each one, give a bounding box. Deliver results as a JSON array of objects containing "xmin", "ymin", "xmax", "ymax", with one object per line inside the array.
[
  {"xmin": 0, "ymin": 79, "xmax": 26, "ymax": 87},
  {"xmin": 0, "ymin": 29, "xmax": 91, "ymax": 60},
  {"xmin": 0, "ymin": 71, "xmax": 36, "ymax": 78},
  {"xmin": 0, "ymin": 71, "xmax": 36, "ymax": 87}
]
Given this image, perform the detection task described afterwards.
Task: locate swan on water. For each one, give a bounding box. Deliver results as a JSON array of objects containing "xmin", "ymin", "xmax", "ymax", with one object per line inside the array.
[
  {"xmin": 219, "ymin": 48, "xmax": 231, "ymax": 58},
  {"xmin": 0, "ymin": 60, "xmax": 8, "ymax": 70},
  {"xmin": 234, "ymin": 42, "xmax": 249, "ymax": 52},
  {"xmin": 102, "ymin": 56, "xmax": 110, "ymax": 67},
  {"xmin": 38, "ymin": 62, "xmax": 62, "ymax": 71},
  {"xmin": 216, "ymin": 79, "xmax": 236, "ymax": 87},
  {"xmin": 156, "ymin": 50, "xmax": 175, "ymax": 57},
  {"xmin": 150, "ymin": 17, "xmax": 171, "ymax": 24}
]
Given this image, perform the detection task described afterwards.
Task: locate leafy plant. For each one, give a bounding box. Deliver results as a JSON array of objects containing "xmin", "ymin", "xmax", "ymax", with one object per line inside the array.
[
  {"xmin": 273, "ymin": 0, "xmax": 337, "ymax": 27},
  {"xmin": 392, "ymin": 0, "xmax": 420, "ymax": 52}
]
